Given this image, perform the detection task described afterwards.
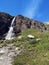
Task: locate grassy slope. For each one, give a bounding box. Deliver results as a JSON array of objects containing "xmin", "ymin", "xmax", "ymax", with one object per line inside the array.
[{"xmin": 1, "ymin": 28, "xmax": 49, "ymax": 65}]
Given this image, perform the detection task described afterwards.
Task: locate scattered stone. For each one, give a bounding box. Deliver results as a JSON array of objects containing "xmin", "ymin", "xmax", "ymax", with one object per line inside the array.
[
  {"xmin": 0, "ymin": 44, "xmax": 23, "ymax": 65},
  {"xmin": 18, "ymin": 36, "xmax": 23, "ymax": 39},
  {"xmin": 0, "ymin": 49, "xmax": 5, "ymax": 54},
  {"xmin": 15, "ymin": 47, "xmax": 19, "ymax": 51},
  {"xmin": 45, "ymin": 53, "xmax": 48, "ymax": 56},
  {"xmin": 27, "ymin": 35, "xmax": 35, "ymax": 39},
  {"xmin": 7, "ymin": 44, "xmax": 14, "ymax": 47},
  {"xmin": 36, "ymin": 38, "xmax": 41, "ymax": 41},
  {"xmin": 0, "ymin": 56, "xmax": 3, "ymax": 60}
]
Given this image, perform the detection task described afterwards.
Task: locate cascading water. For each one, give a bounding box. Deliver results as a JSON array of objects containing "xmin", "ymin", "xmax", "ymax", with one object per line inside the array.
[{"xmin": 5, "ymin": 17, "xmax": 16, "ymax": 40}]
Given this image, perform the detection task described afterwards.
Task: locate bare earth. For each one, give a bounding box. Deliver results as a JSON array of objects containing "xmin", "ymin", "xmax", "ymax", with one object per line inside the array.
[{"xmin": 0, "ymin": 44, "xmax": 23, "ymax": 65}]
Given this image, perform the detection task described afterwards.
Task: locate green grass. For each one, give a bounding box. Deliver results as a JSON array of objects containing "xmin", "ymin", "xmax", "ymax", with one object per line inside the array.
[{"xmin": 1, "ymin": 28, "xmax": 49, "ymax": 65}]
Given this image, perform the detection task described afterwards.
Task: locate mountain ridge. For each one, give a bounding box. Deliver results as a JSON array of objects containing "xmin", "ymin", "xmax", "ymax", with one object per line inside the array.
[{"xmin": 0, "ymin": 12, "xmax": 47, "ymax": 39}]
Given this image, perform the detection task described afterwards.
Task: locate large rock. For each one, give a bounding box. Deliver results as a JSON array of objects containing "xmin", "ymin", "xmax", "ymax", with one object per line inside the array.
[
  {"xmin": 0, "ymin": 12, "xmax": 13, "ymax": 35},
  {"xmin": 14, "ymin": 15, "xmax": 47, "ymax": 33}
]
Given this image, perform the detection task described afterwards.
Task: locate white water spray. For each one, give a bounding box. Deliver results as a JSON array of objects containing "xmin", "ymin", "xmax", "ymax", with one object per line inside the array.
[{"xmin": 5, "ymin": 17, "xmax": 16, "ymax": 40}]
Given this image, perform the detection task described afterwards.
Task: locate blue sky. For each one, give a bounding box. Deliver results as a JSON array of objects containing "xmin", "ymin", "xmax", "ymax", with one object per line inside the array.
[{"xmin": 0, "ymin": 0, "xmax": 49, "ymax": 22}]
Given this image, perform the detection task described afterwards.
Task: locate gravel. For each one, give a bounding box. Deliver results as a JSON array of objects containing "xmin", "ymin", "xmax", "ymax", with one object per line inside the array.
[{"xmin": 0, "ymin": 44, "xmax": 23, "ymax": 65}]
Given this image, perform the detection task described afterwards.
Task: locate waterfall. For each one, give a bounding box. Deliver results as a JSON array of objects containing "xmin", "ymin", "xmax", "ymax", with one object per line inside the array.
[{"xmin": 5, "ymin": 17, "xmax": 16, "ymax": 40}]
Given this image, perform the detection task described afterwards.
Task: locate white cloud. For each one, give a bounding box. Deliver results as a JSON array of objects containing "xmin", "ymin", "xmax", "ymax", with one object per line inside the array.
[{"xmin": 24, "ymin": 0, "xmax": 43, "ymax": 18}]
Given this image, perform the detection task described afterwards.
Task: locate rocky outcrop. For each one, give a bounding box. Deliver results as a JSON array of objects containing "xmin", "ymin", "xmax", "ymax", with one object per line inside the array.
[
  {"xmin": 0, "ymin": 12, "xmax": 14, "ymax": 39},
  {"xmin": 14, "ymin": 15, "xmax": 46, "ymax": 33},
  {"xmin": 0, "ymin": 12, "xmax": 47, "ymax": 39},
  {"xmin": 0, "ymin": 12, "xmax": 13, "ymax": 36}
]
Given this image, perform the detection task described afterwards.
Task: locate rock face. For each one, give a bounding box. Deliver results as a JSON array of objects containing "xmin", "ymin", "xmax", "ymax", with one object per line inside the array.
[
  {"xmin": 0, "ymin": 12, "xmax": 47, "ymax": 39},
  {"xmin": 0, "ymin": 12, "xmax": 13, "ymax": 34},
  {"xmin": 15, "ymin": 15, "xmax": 46, "ymax": 33},
  {"xmin": 0, "ymin": 12, "xmax": 13, "ymax": 39}
]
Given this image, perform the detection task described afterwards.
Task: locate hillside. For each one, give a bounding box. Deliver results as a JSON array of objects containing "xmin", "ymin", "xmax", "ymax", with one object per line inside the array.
[
  {"xmin": 0, "ymin": 12, "xmax": 49, "ymax": 65},
  {"xmin": 0, "ymin": 28, "xmax": 49, "ymax": 65},
  {"xmin": 0, "ymin": 12, "xmax": 46, "ymax": 39}
]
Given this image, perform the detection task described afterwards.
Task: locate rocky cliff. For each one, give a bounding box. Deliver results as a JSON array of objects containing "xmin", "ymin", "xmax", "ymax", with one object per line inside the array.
[{"xmin": 0, "ymin": 12, "xmax": 47, "ymax": 39}]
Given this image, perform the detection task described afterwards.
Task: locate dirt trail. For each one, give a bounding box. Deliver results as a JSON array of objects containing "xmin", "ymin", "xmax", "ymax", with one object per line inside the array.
[{"xmin": 0, "ymin": 44, "xmax": 23, "ymax": 65}]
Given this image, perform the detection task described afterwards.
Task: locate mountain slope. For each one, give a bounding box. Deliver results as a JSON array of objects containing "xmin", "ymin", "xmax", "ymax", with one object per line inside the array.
[
  {"xmin": 0, "ymin": 12, "xmax": 47, "ymax": 39},
  {"xmin": 0, "ymin": 28, "xmax": 49, "ymax": 65}
]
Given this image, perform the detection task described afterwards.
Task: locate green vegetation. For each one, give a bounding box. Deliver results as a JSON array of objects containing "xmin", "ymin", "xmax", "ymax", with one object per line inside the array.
[{"xmin": 1, "ymin": 28, "xmax": 49, "ymax": 65}]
